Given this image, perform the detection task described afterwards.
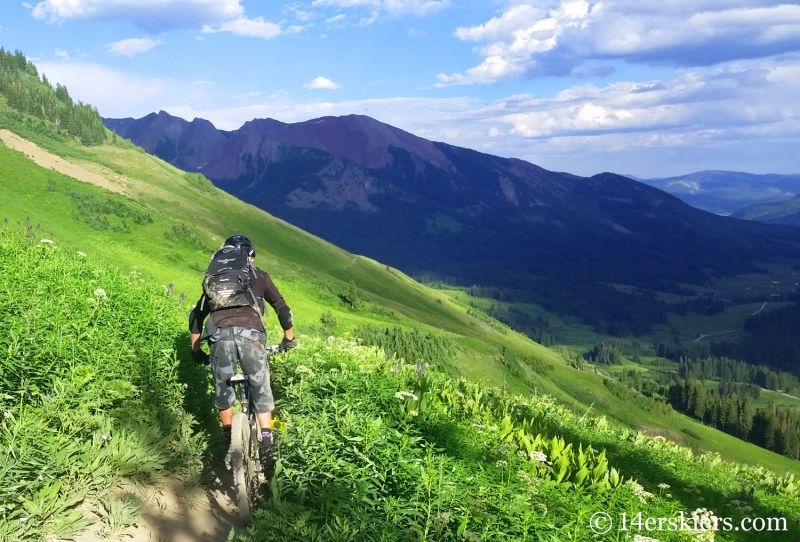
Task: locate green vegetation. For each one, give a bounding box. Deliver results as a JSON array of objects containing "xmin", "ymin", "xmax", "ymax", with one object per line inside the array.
[
  {"xmin": 241, "ymin": 337, "xmax": 800, "ymax": 541},
  {"xmin": 0, "ymin": 227, "xmax": 202, "ymax": 540},
  {"xmin": 0, "ymin": 49, "xmax": 105, "ymax": 145}
]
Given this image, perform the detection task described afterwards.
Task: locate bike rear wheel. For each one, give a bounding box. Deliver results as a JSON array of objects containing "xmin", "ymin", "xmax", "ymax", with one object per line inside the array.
[{"xmin": 230, "ymin": 412, "xmax": 257, "ymax": 522}]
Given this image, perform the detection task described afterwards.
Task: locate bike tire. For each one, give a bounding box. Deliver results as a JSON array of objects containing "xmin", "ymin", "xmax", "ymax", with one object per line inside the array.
[{"xmin": 230, "ymin": 412, "xmax": 252, "ymax": 522}]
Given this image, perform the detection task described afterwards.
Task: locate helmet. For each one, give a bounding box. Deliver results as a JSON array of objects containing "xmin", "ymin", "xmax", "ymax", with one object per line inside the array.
[{"xmin": 224, "ymin": 234, "xmax": 255, "ymax": 257}]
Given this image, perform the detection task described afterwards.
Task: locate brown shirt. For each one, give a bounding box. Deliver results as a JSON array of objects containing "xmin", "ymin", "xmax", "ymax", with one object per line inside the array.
[{"xmin": 189, "ymin": 268, "xmax": 288, "ymax": 335}]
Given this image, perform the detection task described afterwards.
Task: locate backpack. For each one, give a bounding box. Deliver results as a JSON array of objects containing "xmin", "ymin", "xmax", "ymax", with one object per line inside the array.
[{"xmin": 202, "ymin": 246, "xmax": 262, "ymax": 316}]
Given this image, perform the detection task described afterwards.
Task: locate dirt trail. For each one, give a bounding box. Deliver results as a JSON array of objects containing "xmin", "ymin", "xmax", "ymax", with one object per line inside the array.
[
  {"xmin": 76, "ymin": 468, "xmax": 246, "ymax": 542},
  {"xmin": 0, "ymin": 129, "xmax": 127, "ymax": 195}
]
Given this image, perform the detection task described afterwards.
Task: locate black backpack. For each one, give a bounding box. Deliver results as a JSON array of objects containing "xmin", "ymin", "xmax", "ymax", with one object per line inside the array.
[{"xmin": 202, "ymin": 246, "xmax": 261, "ymax": 315}]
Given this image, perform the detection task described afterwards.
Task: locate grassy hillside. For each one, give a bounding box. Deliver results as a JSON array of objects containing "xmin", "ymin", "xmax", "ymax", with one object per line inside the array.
[
  {"xmin": 2, "ymin": 105, "xmax": 800, "ymax": 478},
  {"xmin": 2, "ymin": 229, "xmax": 798, "ymax": 540}
]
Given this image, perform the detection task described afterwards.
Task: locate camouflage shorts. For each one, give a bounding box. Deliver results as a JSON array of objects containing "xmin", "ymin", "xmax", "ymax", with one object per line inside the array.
[{"xmin": 209, "ymin": 326, "xmax": 274, "ymax": 413}]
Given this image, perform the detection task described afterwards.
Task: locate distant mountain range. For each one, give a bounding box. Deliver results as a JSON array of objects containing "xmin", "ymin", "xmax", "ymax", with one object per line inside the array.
[
  {"xmin": 633, "ymin": 171, "xmax": 800, "ymax": 216},
  {"xmin": 103, "ymin": 111, "xmax": 800, "ymax": 334}
]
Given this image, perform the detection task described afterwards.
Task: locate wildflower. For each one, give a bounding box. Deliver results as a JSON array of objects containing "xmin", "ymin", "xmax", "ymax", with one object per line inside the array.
[
  {"xmin": 529, "ymin": 451, "xmax": 548, "ymax": 463},
  {"xmin": 495, "ymin": 460, "xmax": 508, "ymax": 468},
  {"xmin": 626, "ymin": 480, "xmax": 654, "ymax": 504},
  {"xmin": 658, "ymin": 483, "xmax": 671, "ymax": 490},
  {"xmin": 183, "ymin": 383, "xmax": 188, "ymax": 389},
  {"xmin": 20, "ymin": 517, "xmax": 28, "ymax": 523},
  {"xmin": 632, "ymin": 535, "xmax": 660, "ymax": 542},
  {"xmin": 487, "ymin": 425, "xmax": 497, "ymax": 431},
  {"xmin": 94, "ymin": 288, "xmax": 106, "ymax": 298},
  {"xmin": 40, "ymin": 239, "xmax": 54, "ymax": 244},
  {"xmin": 77, "ymin": 251, "xmax": 86, "ymax": 257},
  {"xmin": 3, "ymin": 411, "xmax": 10, "ymax": 419},
  {"xmin": 394, "ymin": 391, "xmax": 418, "ymax": 401},
  {"xmin": 496, "ymin": 445, "xmax": 508, "ymax": 456},
  {"xmin": 38, "ymin": 475, "xmax": 43, "ymax": 481},
  {"xmin": 101, "ymin": 434, "xmax": 109, "ymax": 441},
  {"xmin": 295, "ymin": 365, "xmax": 315, "ymax": 377},
  {"xmin": 517, "ymin": 450, "xmax": 528, "ymax": 460},
  {"xmin": 175, "ymin": 410, "xmax": 183, "ymax": 416}
]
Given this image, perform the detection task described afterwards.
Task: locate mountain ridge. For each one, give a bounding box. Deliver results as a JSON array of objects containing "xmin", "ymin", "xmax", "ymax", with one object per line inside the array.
[{"xmin": 103, "ymin": 111, "xmax": 800, "ymax": 336}]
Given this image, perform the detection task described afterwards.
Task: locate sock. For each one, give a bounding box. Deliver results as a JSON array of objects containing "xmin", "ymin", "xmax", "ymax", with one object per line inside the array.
[
  {"xmin": 223, "ymin": 425, "xmax": 232, "ymax": 440},
  {"xmin": 261, "ymin": 428, "xmax": 272, "ymax": 442}
]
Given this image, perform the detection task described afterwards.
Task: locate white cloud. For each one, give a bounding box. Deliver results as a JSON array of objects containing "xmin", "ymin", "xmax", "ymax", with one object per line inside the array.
[
  {"xmin": 202, "ymin": 17, "xmax": 282, "ymax": 39},
  {"xmin": 106, "ymin": 37, "xmax": 164, "ymax": 57},
  {"xmin": 35, "ymin": 60, "xmax": 169, "ymax": 117},
  {"xmin": 287, "ymin": 24, "xmax": 312, "ymax": 33},
  {"xmin": 192, "ymin": 80, "xmax": 215, "ymax": 85},
  {"xmin": 31, "ymin": 0, "xmax": 245, "ymax": 31},
  {"xmin": 408, "ymin": 27, "xmax": 426, "ymax": 37},
  {"xmin": 358, "ymin": 11, "xmax": 379, "ymax": 26},
  {"xmin": 312, "ymin": 0, "xmax": 447, "ymax": 18},
  {"xmin": 438, "ymin": 0, "xmax": 800, "ymax": 85},
  {"xmin": 326, "ymin": 14, "xmax": 346, "ymax": 23},
  {"xmin": 235, "ymin": 91, "xmax": 262, "ymax": 97},
  {"xmin": 54, "ymin": 48, "xmax": 69, "ymax": 58},
  {"xmin": 304, "ymin": 76, "xmax": 341, "ymax": 89}
]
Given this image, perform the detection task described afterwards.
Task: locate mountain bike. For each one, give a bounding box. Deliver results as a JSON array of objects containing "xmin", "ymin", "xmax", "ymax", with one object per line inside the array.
[{"xmin": 225, "ymin": 344, "xmax": 281, "ymax": 522}]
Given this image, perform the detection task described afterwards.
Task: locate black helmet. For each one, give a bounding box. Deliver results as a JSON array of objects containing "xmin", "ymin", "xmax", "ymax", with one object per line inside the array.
[{"xmin": 224, "ymin": 234, "xmax": 255, "ymax": 257}]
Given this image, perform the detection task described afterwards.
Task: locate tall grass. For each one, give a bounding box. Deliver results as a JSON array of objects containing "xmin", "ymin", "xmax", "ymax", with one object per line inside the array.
[
  {"xmin": 0, "ymin": 225, "xmax": 203, "ymax": 540},
  {"xmin": 242, "ymin": 336, "xmax": 800, "ymax": 542}
]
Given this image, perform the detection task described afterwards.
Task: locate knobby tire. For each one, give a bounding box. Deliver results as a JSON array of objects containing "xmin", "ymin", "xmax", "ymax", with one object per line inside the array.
[{"xmin": 230, "ymin": 412, "xmax": 256, "ymax": 522}]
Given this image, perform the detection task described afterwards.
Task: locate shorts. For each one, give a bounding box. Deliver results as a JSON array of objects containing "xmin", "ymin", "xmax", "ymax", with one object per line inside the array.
[{"xmin": 208, "ymin": 326, "xmax": 274, "ymax": 413}]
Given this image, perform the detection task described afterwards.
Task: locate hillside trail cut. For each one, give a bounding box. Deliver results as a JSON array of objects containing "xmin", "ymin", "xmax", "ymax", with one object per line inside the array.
[
  {"xmin": 0, "ymin": 129, "xmax": 128, "ymax": 196},
  {"xmin": 75, "ymin": 467, "xmax": 245, "ymax": 542}
]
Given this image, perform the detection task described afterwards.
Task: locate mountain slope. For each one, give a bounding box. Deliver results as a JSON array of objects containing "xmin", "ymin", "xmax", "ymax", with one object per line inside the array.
[
  {"xmin": 637, "ymin": 170, "xmax": 800, "ymax": 215},
  {"xmin": 104, "ymin": 113, "xmax": 800, "ymax": 324},
  {"xmin": 731, "ymin": 194, "xmax": 800, "ymax": 226}
]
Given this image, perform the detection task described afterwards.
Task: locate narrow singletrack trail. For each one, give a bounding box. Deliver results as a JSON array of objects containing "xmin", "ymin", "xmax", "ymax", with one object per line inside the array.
[{"xmin": 76, "ymin": 467, "xmax": 245, "ymax": 542}]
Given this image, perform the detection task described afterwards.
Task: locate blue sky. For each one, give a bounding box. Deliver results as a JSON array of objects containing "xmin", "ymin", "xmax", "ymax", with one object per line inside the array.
[{"xmin": 2, "ymin": 0, "xmax": 800, "ymax": 177}]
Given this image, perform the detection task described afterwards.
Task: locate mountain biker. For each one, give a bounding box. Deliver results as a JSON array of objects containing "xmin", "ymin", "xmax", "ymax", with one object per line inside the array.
[{"xmin": 188, "ymin": 234, "xmax": 296, "ymax": 461}]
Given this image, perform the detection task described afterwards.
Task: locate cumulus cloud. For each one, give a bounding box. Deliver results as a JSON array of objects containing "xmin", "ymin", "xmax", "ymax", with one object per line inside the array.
[
  {"xmin": 106, "ymin": 37, "xmax": 164, "ymax": 57},
  {"xmin": 304, "ymin": 76, "xmax": 341, "ymax": 89},
  {"xmin": 31, "ymin": 0, "xmax": 244, "ymax": 31},
  {"xmin": 438, "ymin": 0, "xmax": 800, "ymax": 85}
]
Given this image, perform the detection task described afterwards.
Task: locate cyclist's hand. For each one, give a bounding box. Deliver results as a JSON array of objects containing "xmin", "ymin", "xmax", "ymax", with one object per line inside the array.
[
  {"xmin": 279, "ymin": 337, "xmax": 297, "ymax": 352},
  {"xmin": 192, "ymin": 349, "xmax": 210, "ymax": 364}
]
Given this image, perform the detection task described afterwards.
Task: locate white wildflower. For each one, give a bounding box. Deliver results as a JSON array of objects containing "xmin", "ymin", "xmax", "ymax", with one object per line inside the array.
[
  {"xmin": 658, "ymin": 483, "xmax": 670, "ymax": 490},
  {"xmin": 183, "ymin": 383, "xmax": 188, "ymax": 389},
  {"xmin": 633, "ymin": 535, "xmax": 660, "ymax": 542},
  {"xmin": 394, "ymin": 391, "xmax": 418, "ymax": 401},
  {"xmin": 487, "ymin": 425, "xmax": 497, "ymax": 431},
  {"xmin": 37, "ymin": 475, "xmax": 43, "ymax": 481},
  {"xmin": 77, "ymin": 252, "xmax": 86, "ymax": 257},
  {"xmin": 40, "ymin": 239, "xmax": 54, "ymax": 244},
  {"xmin": 295, "ymin": 365, "xmax": 315, "ymax": 377},
  {"xmin": 496, "ymin": 445, "xmax": 508, "ymax": 456},
  {"xmin": 93, "ymin": 288, "xmax": 106, "ymax": 298},
  {"xmin": 20, "ymin": 517, "xmax": 28, "ymax": 523},
  {"xmin": 87, "ymin": 297, "xmax": 97, "ymax": 305},
  {"xmin": 101, "ymin": 434, "xmax": 108, "ymax": 441},
  {"xmin": 626, "ymin": 480, "xmax": 653, "ymax": 504},
  {"xmin": 517, "ymin": 450, "xmax": 528, "ymax": 460},
  {"xmin": 529, "ymin": 451, "xmax": 548, "ymax": 463},
  {"xmin": 3, "ymin": 411, "xmax": 10, "ymax": 419},
  {"xmin": 495, "ymin": 460, "xmax": 507, "ymax": 468}
]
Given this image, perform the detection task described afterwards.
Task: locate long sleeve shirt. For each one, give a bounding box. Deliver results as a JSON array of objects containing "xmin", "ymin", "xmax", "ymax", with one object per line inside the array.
[{"xmin": 189, "ymin": 267, "xmax": 292, "ymax": 335}]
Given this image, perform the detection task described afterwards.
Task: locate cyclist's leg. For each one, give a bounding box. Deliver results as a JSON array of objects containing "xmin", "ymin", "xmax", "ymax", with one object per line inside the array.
[
  {"xmin": 236, "ymin": 328, "xmax": 274, "ymax": 430},
  {"xmin": 210, "ymin": 327, "xmax": 238, "ymax": 424}
]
